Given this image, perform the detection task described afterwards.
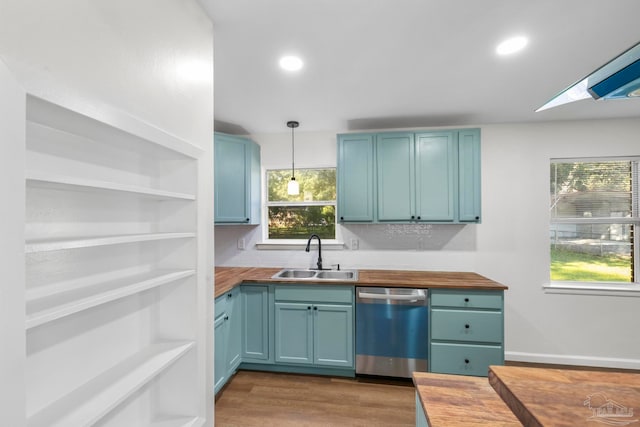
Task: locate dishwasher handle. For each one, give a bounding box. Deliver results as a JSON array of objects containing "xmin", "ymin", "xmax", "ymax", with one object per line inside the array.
[{"xmin": 358, "ymin": 291, "xmax": 426, "ymax": 301}]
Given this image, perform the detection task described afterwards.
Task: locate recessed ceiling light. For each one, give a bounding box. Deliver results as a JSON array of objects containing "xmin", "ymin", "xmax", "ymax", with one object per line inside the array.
[
  {"xmin": 279, "ymin": 55, "xmax": 304, "ymax": 72},
  {"xmin": 496, "ymin": 36, "xmax": 528, "ymax": 55}
]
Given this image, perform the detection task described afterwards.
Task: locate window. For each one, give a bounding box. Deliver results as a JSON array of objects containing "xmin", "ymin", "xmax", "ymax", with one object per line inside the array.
[
  {"xmin": 550, "ymin": 158, "xmax": 639, "ymax": 286},
  {"xmin": 266, "ymin": 168, "xmax": 336, "ymax": 240}
]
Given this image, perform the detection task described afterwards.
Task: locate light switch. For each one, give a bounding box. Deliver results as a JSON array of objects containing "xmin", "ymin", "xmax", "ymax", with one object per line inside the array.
[{"xmin": 237, "ymin": 238, "xmax": 245, "ymax": 250}]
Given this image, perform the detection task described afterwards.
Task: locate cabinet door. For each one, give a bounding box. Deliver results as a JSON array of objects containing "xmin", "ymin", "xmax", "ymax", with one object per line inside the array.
[
  {"xmin": 337, "ymin": 134, "xmax": 375, "ymax": 222},
  {"xmin": 275, "ymin": 302, "xmax": 313, "ymax": 365},
  {"xmin": 225, "ymin": 288, "xmax": 242, "ymax": 375},
  {"xmin": 376, "ymin": 133, "xmax": 415, "ymax": 221},
  {"xmin": 313, "ymin": 304, "xmax": 354, "ymax": 368},
  {"xmin": 214, "ymin": 314, "xmax": 227, "ymax": 394},
  {"xmin": 458, "ymin": 129, "xmax": 481, "ymax": 222},
  {"xmin": 415, "ymin": 132, "xmax": 455, "ymax": 221},
  {"xmin": 242, "ymin": 285, "xmax": 270, "ymax": 361},
  {"xmin": 214, "ymin": 134, "xmax": 249, "ymax": 223}
]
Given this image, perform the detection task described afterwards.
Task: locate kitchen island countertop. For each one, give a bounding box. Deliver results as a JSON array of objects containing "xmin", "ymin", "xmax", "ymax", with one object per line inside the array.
[
  {"xmin": 413, "ymin": 371, "xmax": 521, "ymax": 426},
  {"xmin": 214, "ymin": 266, "xmax": 508, "ymax": 298},
  {"xmin": 489, "ymin": 365, "xmax": 640, "ymax": 426}
]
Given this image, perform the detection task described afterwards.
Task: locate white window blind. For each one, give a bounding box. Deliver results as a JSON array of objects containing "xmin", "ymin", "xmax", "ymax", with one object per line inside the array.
[{"xmin": 549, "ymin": 157, "xmax": 639, "ymax": 286}]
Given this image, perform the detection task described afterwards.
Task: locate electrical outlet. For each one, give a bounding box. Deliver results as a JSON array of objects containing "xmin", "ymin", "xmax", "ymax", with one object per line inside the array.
[
  {"xmin": 351, "ymin": 238, "xmax": 359, "ymax": 250},
  {"xmin": 237, "ymin": 238, "xmax": 245, "ymax": 250}
]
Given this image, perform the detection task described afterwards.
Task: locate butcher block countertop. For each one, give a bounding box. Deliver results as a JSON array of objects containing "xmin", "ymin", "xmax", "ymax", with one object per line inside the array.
[
  {"xmin": 214, "ymin": 266, "xmax": 508, "ymax": 298},
  {"xmin": 413, "ymin": 372, "xmax": 521, "ymax": 426},
  {"xmin": 489, "ymin": 365, "xmax": 640, "ymax": 427},
  {"xmin": 415, "ymin": 366, "xmax": 640, "ymax": 426}
]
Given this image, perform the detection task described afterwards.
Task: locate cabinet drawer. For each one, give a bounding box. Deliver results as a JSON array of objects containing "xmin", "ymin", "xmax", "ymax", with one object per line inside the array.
[
  {"xmin": 430, "ymin": 289, "xmax": 502, "ymax": 310},
  {"xmin": 430, "ymin": 342, "xmax": 503, "ymax": 377},
  {"xmin": 275, "ymin": 285, "xmax": 353, "ymax": 303},
  {"xmin": 431, "ymin": 309, "xmax": 502, "ymax": 343}
]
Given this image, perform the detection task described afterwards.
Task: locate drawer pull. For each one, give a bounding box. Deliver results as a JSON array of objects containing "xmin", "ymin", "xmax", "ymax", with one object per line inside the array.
[
  {"xmin": 464, "ymin": 358, "xmax": 470, "ymax": 364},
  {"xmin": 464, "ymin": 298, "xmax": 470, "ymax": 303},
  {"xmin": 465, "ymin": 324, "xmax": 470, "ymax": 329}
]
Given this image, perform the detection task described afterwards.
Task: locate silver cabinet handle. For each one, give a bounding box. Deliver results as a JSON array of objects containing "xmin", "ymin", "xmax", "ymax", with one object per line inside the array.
[{"xmin": 358, "ymin": 292, "xmax": 426, "ymax": 301}]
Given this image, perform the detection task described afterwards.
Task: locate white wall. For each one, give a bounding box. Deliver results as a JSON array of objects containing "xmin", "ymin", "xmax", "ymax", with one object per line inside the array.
[
  {"xmin": 215, "ymin": 118, "xmax": 640, "ymax": 369},
  {"xmin": 0, "ymin": 0, "xmax": 213, "ymax": 147}
]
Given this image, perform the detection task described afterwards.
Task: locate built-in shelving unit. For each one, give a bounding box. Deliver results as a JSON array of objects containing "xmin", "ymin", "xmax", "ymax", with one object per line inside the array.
[{"xmin": 24, "ymin": 95, "xmax": 208, "ymax": 426}]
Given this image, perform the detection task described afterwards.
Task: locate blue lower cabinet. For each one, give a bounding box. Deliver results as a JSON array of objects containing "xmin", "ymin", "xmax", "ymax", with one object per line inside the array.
[
  {"xmin": 274, "ymin": 286, "xmax": 355, "ymax": 371},
  {"xmin": 275, "ymin": 302, "xmax": 355, "ymax": 368},
  {"xmin": 241, "ymin": 285, "xmax": 271, "ymax": 362},
  {"xmin": 214, "ymin": 289, "xmax": 242, "ymax": 394},
  {"xmin": 429, "ymin": 342, "xmax": 503, "ymax": 377},
  {"xmin": 225, "ymin": 288, "xmax": 241, "ymax": 374},
  {"xmin": 214, "ymin": 312, "xmax": 227, "ymax": 394},
  {"xmin": 314, "ymin": 304, "xmax": 354, "ymax": 367},
  {"xmin": 429, "ymin": 289, "xmax": 504, "ymax": 377},
  {"xmin": 275, "ymin": 302, "xmax": 314, "ymax": 364}
]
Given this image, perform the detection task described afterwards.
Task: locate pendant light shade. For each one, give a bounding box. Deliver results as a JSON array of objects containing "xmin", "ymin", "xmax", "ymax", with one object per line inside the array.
[
  {"xmin": 287, "ymin": 178, "xmax": 299, "ymax": 195},
  {"xmin": 287, "ymin": 120, "xmax": 300, "ymax": 196}
]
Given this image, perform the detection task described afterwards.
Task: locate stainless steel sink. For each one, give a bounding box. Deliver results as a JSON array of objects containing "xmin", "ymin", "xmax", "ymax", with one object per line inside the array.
[
  {"xmin": 274, "ymin": 269, "xmax": 316, "ymax": 279},
  {"xmin": 315, "ymin": 270, "xmax": 356, "ymax": 280},
  {"xmin": 272, "ymin": 268, "xmax": 358, "ymax": 282}
]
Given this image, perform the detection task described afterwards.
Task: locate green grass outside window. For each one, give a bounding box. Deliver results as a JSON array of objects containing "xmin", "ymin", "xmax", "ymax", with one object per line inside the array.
[{"xmin": 550, "ymin": 247, "xmax": 631, "ymax": 282}]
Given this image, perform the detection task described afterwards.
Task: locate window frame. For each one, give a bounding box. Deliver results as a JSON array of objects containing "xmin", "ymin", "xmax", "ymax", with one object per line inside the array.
[
  {"xmin": 259, "ymin": 167, "xmax": 342, "ymax": 249},
  {"xmin": 546, "ymin": 156, "xmax": 640, "ymax": 296}
]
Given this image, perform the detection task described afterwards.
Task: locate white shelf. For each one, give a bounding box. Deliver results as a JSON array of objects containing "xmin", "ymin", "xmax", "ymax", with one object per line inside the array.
[
  {"xmin": 26, "ymin": 269, "xmax": 196, "ymax": 329},
  {"xmin": 25, "ymin": 232, "xmax": 196, "ymax": 253},
  {"xmin": 150, "ymin": 416, "xmax": 204, "ymax": 427},
  {"xmin": 27, "ymin": 341, "xmax": 195, "ymax": 427},
  {"xmin": 26, "ymin": 170, "xmax": 196, "ymax": 201},
  {"xmin": 27, "ymin": 94, "xmax": 204, "ymax": 160}
]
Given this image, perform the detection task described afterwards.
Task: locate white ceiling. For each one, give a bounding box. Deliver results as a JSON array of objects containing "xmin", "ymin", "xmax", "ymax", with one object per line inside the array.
[{"xmin": 200, "ymin": 0, "xmax": 640, "ymax": 134}]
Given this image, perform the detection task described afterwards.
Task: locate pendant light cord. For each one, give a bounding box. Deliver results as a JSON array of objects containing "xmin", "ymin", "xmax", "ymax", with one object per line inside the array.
[
  {"xmin": 287, "ymin": 121, "xmax": 299, "ymax": 179},
  {"xmin": 291, "ymin": 124, "xmax": 295, "ymax": 179}
]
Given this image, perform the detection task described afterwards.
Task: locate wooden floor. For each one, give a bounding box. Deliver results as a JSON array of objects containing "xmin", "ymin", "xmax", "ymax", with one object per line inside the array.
[
  {"xmin": 214, "ymin": 363, "xmax": 640, "ymax": 426},
  {"xmin": 214, "ymin": 370, "xmax": 416, "ymax": 427}
]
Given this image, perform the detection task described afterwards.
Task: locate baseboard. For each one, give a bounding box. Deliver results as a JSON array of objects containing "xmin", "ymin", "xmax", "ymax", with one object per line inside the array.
[
  {"xmin": 239, "ymin": 362, "xmax": 356, "ymax": 377},
  {"xmin": 505, "ymin": 351, "xmax": 640, "ymax": 370}
]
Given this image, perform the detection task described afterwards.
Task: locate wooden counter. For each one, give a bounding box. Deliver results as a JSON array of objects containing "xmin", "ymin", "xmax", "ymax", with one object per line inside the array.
[
  {"xmin": 413, "ymin": 372, "xmax": 521, "ymax": 426},
  {"xmin": 214, "ymin": 266, "xmax": 507, "ymax": 298},
  {"xmin": 489, "ymin": 365, "xmax": 640, "ymax": 427}
]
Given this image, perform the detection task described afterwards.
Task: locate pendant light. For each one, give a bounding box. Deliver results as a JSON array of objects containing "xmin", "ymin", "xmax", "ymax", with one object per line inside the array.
[{"xmin": 287, "ymin": 120, "xmax": 300, "ymax": 196}]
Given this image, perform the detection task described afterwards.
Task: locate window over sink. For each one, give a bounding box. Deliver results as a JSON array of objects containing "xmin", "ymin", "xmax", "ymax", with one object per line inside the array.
[
  {"xmin": 266, "ymin": 168, "xmax": 336, "ymax": 240},
  {"xmin": 548, "ymin": 157, "xmax": 640, "ymax": 295}
]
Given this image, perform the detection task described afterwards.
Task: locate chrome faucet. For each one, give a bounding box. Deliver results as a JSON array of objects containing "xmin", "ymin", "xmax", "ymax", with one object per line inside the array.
[{"xmin": 305, "ymin": 234, "xmax": 323, "ymax": 270}]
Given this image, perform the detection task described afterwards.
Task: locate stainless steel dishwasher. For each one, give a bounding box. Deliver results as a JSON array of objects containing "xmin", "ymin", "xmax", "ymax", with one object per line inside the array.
[{"xmin": 355, "ymin": 287, "xmax": 428, "ymax": 378}]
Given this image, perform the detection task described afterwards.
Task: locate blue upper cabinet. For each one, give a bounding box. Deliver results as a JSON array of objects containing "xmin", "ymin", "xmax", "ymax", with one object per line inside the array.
[
  {"xmin": 377, "ymin": 133, "xmax": 415, "ymax": 221},
  {"xmin": 337, "ymin": 134, "xmax": 375, "ymax": 222},
  {"xmin": 458, "ymin": 129, "xmax": 481, "ymax": 223},
  {"xmin": 337, "ymin": 129, "xmax": 481, "ymax": 224},
  {"xmin": 214, "ymin": 133, "xmax": 261, "ymax": 224},
  {"xmin": 415, "ymin": 132, "xmax": 455, "ymax": 222}
]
